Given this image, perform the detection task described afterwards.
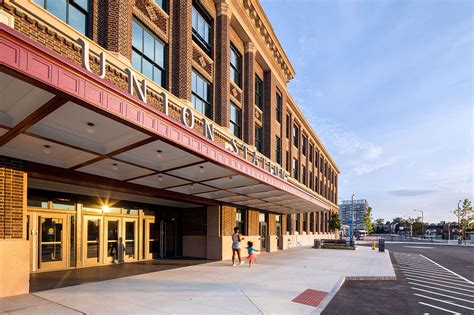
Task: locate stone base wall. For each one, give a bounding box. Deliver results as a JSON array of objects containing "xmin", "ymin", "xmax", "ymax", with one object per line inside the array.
[{"xmin": 0, "ymin": 239, "xmax": 29, "ymax": 297}]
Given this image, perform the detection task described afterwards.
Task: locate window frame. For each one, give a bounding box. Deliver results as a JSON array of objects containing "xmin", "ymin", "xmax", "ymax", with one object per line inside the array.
[
  {"xmin": 192, "ymin": 1, "xmax": 213, "ymax": 56},
  {"xmin": 275, "ymin": 135, "xmax": 282, "ymax": 165},
  {"xmin": 230, "ymin": 44, "xmax": 242, "ymax": 87},
  {"xmin": 236, "ymin": 209, "xmax": 247, "ymax": 235},
  {"xmin": 309, "ymin": 143, "xmax": 314, "ymax": 162},
  {"xmin": 132, "ymin": 18, "xmax": 167, "ymax": 88},
  {"xmin": 35, "ymin": 0, "xmax": 90, "ymax": 37},
  {"xmin": 293, "ymin": 158, "xmax": 299, "ymax": 180},
  {"xmin": 230, "ymin": 102, "xmax": 242, "ymax": 139},
  {"xmin": 302, "ymin": 135, "xmax": 307, "ymax": 156},
  {"xmin": 191, "ymin": 69, "xmax": 212, "ymax": 118},
  {"xmin": 255, "ymin": 124, "xmax": 263, "ymax": 152},
  {"xmin": 293, "ymin": 124, "xmax": 300, "ymax": 148},
  {"xmin": 255, "ymin": 75, "xmax": 264, "ymax": 110},
  {"xmin": 285, "ymin": 113, "xmax": 290, "ymax": 138},
  {"xmin": 276, "ymin": 91, "xmax": 282, "ymax": 123}
]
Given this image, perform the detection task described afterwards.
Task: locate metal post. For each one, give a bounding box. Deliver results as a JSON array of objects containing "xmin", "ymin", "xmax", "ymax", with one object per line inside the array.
[{"xmin": 350, "ymin": 194, "xmax": 354, "ymax": 247}]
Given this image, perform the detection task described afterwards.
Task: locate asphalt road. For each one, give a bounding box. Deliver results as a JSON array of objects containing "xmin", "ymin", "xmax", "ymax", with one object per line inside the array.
[{"xmin": 323, "ymin": 243, "xmax": 474, "ymax": 315}]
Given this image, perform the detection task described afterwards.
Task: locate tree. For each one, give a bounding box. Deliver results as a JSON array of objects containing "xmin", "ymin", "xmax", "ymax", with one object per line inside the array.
[
  {"xmin": 364, "ymin": 207, "xmax": 374, "ymax": 234},
  {"xmin": 375, "ymin": 218, "xmax": 384, "ymax": 225},
  {"xmin": 328, "ymin": 212, "xmax": 341, "ymax": 231},
  {"xmin": 454, "ymin": 199, "xmax": 473, "ymax": 240}
]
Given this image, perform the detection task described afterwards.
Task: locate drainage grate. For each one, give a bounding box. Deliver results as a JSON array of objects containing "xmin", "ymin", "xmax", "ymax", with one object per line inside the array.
[{"xmin": 292, "ymin": 289, "xmax": 328, "ymax": 307}]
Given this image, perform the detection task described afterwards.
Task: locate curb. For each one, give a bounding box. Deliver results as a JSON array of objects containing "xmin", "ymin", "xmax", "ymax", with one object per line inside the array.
[{"xmin": 311, "ymin": 275, "xmax": 346, "ymax": 315}]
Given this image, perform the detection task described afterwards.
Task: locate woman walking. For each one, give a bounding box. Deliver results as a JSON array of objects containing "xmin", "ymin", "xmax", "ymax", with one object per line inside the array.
[{"xmin": 232, "ymin": 227, "xmax": 245, "ymax": 266}]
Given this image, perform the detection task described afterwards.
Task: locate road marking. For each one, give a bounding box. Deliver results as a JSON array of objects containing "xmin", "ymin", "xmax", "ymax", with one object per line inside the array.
[
  {"xmin": 405, "ymin": 278, "xmax": 474, "ymax": 292},
  {"xmin": 414, "ymin": 294, "xmax": 474, "ymax": 311},
  {"xmin": 408, "ymin": 282, "xmax": 474, "ymax": 298},
  {"xmin": 420, "ymin": 254, "xmax": 474, "ymax": 285},
  {"xmin": 400, "ymin": 267, "xmax": 457, "ymax": 277},
  {"xmin": 404, "ymin": 275, "xmax": 474, "ymax": 289},
  {"xmin": 403, "ymin": 246, "xmax": 435, "ymax": 249},
  {"xmin": 418, "ymin": 302, "xmax": 461, "ymax": 315},
  {"xmin": 401, "ymin": 271, "xmax": 473, "ymax": 285},
  {"xmin": 411, "ymin": 287, "xmax": 474, "ymax": 304}
]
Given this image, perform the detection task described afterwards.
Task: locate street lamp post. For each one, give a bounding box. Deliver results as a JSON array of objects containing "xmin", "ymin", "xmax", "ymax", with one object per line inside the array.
[
  {"xmin": 350, "ymin": 194, "xmax": 355, "ymax": 247},
  {"xmin": 413, "ymin": 209, "xmax": 424, "ymax": 237},
  {"xmin": 457, "ymin": 200, "xmax": 462, "ymax": 244}
]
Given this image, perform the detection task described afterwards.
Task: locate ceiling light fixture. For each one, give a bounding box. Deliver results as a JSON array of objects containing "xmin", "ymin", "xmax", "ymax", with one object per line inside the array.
[
  {"xmin": 200, "ymin": 166, "xmax": 204, "ymax": 174},
  {"xmin": 228, "ymin": 176, "xmax": 233, "ymax": 183},
  {"xmin": 158, "ymin": 175, "xmax": 163, "ymax": 182},
  {"xmin": 86, "ymin": 122, "xmax": 95, "ymax": 134},
  {"xmin": 43, "ymin": 144, "xmax": 51, "ymax": 154},
  {"xmin": 156, "ymin": 150, "xmax": 162, "ymax": 159},
  {"xmin": 190, "ymin": 183, "xmax": 195, "ymax": 190},
  {"xmin": 112, "ymin": 163, "xmax": 118, "ymax": 171}
]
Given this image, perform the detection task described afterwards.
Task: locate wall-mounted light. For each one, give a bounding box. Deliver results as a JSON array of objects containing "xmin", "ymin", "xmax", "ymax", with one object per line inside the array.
[
  {"xmin": 86, "ymin": 122, "xmax": 95, "ymax": 134},
  {"xmin": 43, "ymin": 144, "xmax": 51, "ymax": 154},
  {"xmin": 156, "ymin": 150, "xmax": 162, "ymax": 159},
  {"xmin": 112, "ymin": 163, "xmax": 118, "ymax": 171}
]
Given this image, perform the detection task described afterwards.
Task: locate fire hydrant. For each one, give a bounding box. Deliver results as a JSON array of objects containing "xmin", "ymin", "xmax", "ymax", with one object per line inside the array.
[{"xmin": 371, "ymin": 241, "xmax": 376, "ymax": 250}]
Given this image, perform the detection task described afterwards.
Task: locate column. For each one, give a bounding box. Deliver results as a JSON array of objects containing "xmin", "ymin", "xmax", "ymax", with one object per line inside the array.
[
  {"xmin": 243, "ymin": 42, "xmax": 255, "ymax": 145},
  {"xmin": 98, "ymin": 0, "xmax": 133, "ymax": 60},
  {"xmin": 206, "ymin": 205, "xmax": 222, "ymax": 260},
  {"xmin": 171, "ymin": 0, "xmax": 193, "ymax": 100},
  {"xmin": 263, "ymin": 70, "xmax": 275, "ymax": 159},
  {"xmin": 0, "ymin": 157, "xmax": 29, "ymax": 297},
  {"xmin": 214, "ymin": 0, "xmax": 231, "ymax": 127}
]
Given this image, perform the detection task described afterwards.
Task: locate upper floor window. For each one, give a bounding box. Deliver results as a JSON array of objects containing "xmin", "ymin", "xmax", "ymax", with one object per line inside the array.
[
  {"xmin": 293, "ymin": 124, "xmax": 299, "ymax": 148},
  {"xmin": 34, "ymin": 0, "xmax": 89, "ymax": 36},
  {"xmin": 230, "ymin": 45, "xmax": 242, "ymax": 87},
  {"xmin": 275, "ymin": 136, "xmax": 282, "ymax": 165},
  {"xmin": 276, "ymin": 92, "xmax": 282, "ymax": 123},
  {"xmin": 316, "ymin": 150, "xmax": 320, "ymax": 169},
  {"xmin": 236, "ymin": 209, "xmax": 246, "ymax": 234},
  {"xmin": 132, "ymin": 19, "xmax": 166, "ymax": 87},
  {"xmin": 285, "ymin": 113, "xmax": 290, "ymax": 138},
  {"xmin": 255, "ymin": 75, "xmax": 264, "ymax": 110},
  {"xmin": 230, "ymin": 102, "xmax": 242, "ymax": 139},
  {"xmin": 309, "ymin": 143, "xmax": 314, "ymax": 161},
  {"xmin": 302, "ymin": 136, "xmax": 307, "ymax": 156},
  {"xmin": 293, "ymin": 158, "xmax": 299, "ymax": 180},
  {"xmin": 309, "ymin": 171, "xmax": 313, "ymax": 189},
  {"xmin": 302, "ymin": 165, "xmax": 307, "ymax": 185},
  {"xmin": 192, "ymin": 3, "xmax": 212, "ymax": 55},
  {"xmin": 192, "ymin": 70, "xmax": 212, "ymax": 118},
  {"xmin": 255, "ymin": 124, "xmax": 263, "ymax": 152},
  {"xmin": 285, "ymin": 151, "xmax": 290, "ymax": 172}
]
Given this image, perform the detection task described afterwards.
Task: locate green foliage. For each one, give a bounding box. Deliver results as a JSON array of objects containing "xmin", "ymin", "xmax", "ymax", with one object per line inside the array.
[
  {"xmin": 328, "ymin": 212, "xmax": 341, "ymax": 231},
  {"xmin": 364, "ymin": 207, "xmax": 374, "ymax": 234},
  {"xmin": 454, "ymin": 199, "xmax": 473, "ymax": 235},
  {"xmin": 321, "ymin": 244, "xmax": 354, "ymax": 250}
]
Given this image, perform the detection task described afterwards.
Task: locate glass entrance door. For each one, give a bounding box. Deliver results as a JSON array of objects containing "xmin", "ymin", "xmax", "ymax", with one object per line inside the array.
[
  {"xmin": 163, "ymin": 220, "xmax": 177, "ymax": 257},
  {"xmin": 144, "ymin": 218, "xmax": 160, "ymax": 260},
  {"xmin": 38, "ymin": 214, "xmax": 67, "ymax": 271},
  {"xmin": 123, "ymin": 219, "xmax": 138, "ymax": 262},
  {"xmin": 105, "ymin": 218, "xmax": 119, "ymax": 264},
  {"xmin": 276, "ymin": 215, "xmax": 282, "ymax": 250},
  {"xmin": 259, "ymin": 213, "xmax": 268, "ymax": 251},
  {"xmin": 83, "ymin": 216, "xmax": 102, "ymax": 266}
]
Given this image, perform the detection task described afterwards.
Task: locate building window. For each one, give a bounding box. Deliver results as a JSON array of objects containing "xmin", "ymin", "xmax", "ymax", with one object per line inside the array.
[
  {"xmin": 275, "ymin": 136, "xmax": 282, "ymax": 165},
  {"xmin": 309, "ymin": 143, "xmax": 314, "ymax": 162},
  {"xmin": 302, "ymin": 136, "xmax": 307, "ymax": 156},
  {"xmin": 286, "ymin": 214, "xmax": 292, "ymax": 233},
  {"xmin": 276, "ymin": 92, "xmax": 282, "ymax": 123},
  {"xmin": 192, "ymin": 70, "xmax": 212, "ymax": 118},
  {"xmin": 303, "ymin": 213, "xmax": 308, "ymax": 232},
  {"xmin": 236, "ymin": 209, "xmax": 246, "ymax": 234},
  {"xmin": 230, "ymin": 45, "xmax": 242, "ymax": 87},
  {"xmin": 34, "ymin": 0, "xmax": 89, "ymax": 36},
  {"xmin": 310, "ymin": 213, "xmax": 315, "ymax": 232},
  {"xmin": 296, "ymin": 214, "xmax": 301, "ymax": 232},
  {"xmin": 132, "ymin": 19, "xmax": 166, "ymax": 87},
  {"xmin": 230, "ymin": 102, "xmax": 242, "ymax": 139},
  {"xmin": 316, "ymin": 150, "xmax": 320, "ymax": 169},
  {"xmin": 293, "ymin": 124, "xmax": 299, "ymax": 148},
  {"xmin": 315, "ymin": 175, "xmax": 319, "ymax": 192},
  {"xmin": 286, "ymin": 113, "xmax": 290, "ymax": 138},
  {"xmin": 309, "ymin": 171, "xmax": 313, "ymax": 189},
  {"xmin": 255, "ymin": 124, "xmax": 263, "ymax": 152},
  {"xmin": 285, "ymin": 151, "xmax": 290, "ymax": 172},
  {"xmin": 293, "ymin": 158, "xmax": 299, "ymax": 180},
  {"xmin": 302, "ymin": 165, "xmax": 306, "ymax": 185},
  {"xmin": 192, "ymin": 3, "xmax": 212, "ymax": 55},
  {"xmin": 255, "ymin": 75, "xmax": 263, "ymax": 110}
]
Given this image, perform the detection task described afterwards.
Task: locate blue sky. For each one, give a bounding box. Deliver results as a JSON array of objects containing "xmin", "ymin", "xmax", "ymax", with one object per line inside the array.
[{"xmin": 261, "ymin": 0, "xmax": 473, "ymax": 223}]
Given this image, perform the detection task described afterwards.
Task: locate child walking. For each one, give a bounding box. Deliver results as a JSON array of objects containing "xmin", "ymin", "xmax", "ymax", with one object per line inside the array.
[{"xmin": 246, "ymin": 241, "xmax": 258, "ymax": 268}]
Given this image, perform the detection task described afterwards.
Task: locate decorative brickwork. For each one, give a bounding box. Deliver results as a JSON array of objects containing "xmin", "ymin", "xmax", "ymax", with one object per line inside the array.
[
  {"xmin": 281, "ymin": 213, "xmax": 287, "ymax": 235},
  {"xmin": 268, "ymin": 213, "xmax": 276, "ymax": 235},
  {"xmin": 243, "ymin": 42, "xmax": 255, "ymax": 145},
  {"xmin": 192, "ymin": 44, "xmax": 213, "ymax": 79},
  {"xmin": 0, "ymin": 157, "xmax": 25, "ymax": 240},
  {"xmin": 98, "ymin": 0, "xmax": 133, "ymax": 59},
  {"xmin": 221, "ymin": 205, "xmax": 236, "ymax": 236},
  {"xmin": 214, "ymin": 2, "xmax": 230, "ymax": 127},
  {"xmin": 247, "ymin": 209, "xmax": 259, "ymax": 236},
  {"xmin": 262, "ymin": 70, "xmax": 275, "ymax": 159},
  {"xmin": 134, "ymin": 0, "xmax": 168, "ymax": 37}
]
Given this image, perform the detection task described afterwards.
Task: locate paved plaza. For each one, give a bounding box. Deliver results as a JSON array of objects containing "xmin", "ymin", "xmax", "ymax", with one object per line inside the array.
[{"xmin": 0, "ymin": 246, "xmax": 395, "ymax": 315}]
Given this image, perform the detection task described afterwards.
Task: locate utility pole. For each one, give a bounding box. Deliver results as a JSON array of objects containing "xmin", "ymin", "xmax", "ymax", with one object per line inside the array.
[
  {"xmin": 350, "ymin": 194, "xmax": 355, "ymax": 247},
  {"xmin": 413, "ymin": 209, "xmax": 424, "ymax": 237},
  {"xmin": 457, "ymin": 200, "xmax": 462, "ymax": 244}
]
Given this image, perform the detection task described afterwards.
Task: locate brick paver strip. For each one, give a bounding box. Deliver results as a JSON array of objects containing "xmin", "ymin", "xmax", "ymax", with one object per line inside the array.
[{"xmin": 292, "ymin": 288, "xmax": 328, "ymax": 307}]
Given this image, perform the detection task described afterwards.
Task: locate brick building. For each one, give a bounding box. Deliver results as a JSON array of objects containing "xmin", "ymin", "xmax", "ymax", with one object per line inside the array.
[{"xmin": 0, "ymin": 0, "xmax": 339, "ymax": 297}]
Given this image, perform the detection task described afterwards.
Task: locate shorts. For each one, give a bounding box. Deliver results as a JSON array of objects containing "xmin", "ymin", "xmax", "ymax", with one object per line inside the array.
[
  {"xmin": 247, "ymin": 253, "xmax": 256, "ymax": 261},
  {"xmin": 232, "ymin": 242, "xmax": 240, "ymax": 250}
]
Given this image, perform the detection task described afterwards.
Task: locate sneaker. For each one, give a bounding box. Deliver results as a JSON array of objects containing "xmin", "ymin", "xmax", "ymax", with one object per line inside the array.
[
  {"xmin": 232, "ymin": 264, "xmax": 237, "ymax": 267},
  {"xmin": 240, "ymin": 261, "xmax": 245, "ymax": 265}
]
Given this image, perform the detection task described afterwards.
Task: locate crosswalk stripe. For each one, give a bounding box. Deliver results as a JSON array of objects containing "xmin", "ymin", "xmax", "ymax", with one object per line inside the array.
[
  {"xmin": 408, "ymin": 282, "xmax": 474, "ymax": 298},
  {"xmin": 420, "ymin": 254, "xmax": 474, "ymax": 285},
  {"xmin": 411, "ymin": 287, "xmax": 474, "ymax": 304},
  {"xmin": 401, "ymin": 270, "xmax": 469, "ymax": 282},
  {"xmin": 405, "ymin": 278, "xmax": 474, "ymax": 292},
  {"xmin": 418, "ymin": 302, "xmax": 461, "ymax": 314},
  {"xmin": 414, "ymin": 293, "xmax": 474, "ymax": 311},
  {"xmin": 400, "ymin": 267, "xmax": 456, "ymax": 277},
  {"xmin": 401, "ymin": 271, "xmax": 474, "ymax": 285},
  {"xmin": 405, "ymin": 275, "xmax": 474, "ymax": 289}
]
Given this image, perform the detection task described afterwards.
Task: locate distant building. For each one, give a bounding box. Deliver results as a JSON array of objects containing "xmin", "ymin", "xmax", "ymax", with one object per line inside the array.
[{"xmin": 339, "ymin": 199, "xmax": 369, "ymax": 230}]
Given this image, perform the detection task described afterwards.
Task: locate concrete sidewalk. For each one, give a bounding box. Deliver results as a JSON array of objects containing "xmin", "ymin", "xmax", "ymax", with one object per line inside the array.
[{"xmin": 0, "ymin": 246, "xmax": 395, "ymax": 315}]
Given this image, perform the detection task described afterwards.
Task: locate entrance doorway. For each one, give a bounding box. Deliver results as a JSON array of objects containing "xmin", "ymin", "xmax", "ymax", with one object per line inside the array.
[
  {"xmin": 38, "ymin": 213, "xmax": 68, "ymax": 271},
  {"xmin": 259, "ymin": 213, "xmax": 268, "ymax": 252},
  {"xmin": 276, "ymin": 214, "xmax": 282, "ymax": 249},
  {"xmin": 83, "ymin": 216, "xmax": 102, "ymax": 266}
]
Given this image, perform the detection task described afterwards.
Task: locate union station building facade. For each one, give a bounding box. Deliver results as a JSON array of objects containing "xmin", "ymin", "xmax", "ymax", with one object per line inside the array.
[{"xmin": 0, "ymin": 0, "xmax": 339, "ymax": 297}]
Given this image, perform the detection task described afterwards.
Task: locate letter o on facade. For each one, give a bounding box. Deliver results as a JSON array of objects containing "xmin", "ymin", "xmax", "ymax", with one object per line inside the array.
[{"xmin": 181, "ymin": 107, "xmax": 195, "ymax": 129}]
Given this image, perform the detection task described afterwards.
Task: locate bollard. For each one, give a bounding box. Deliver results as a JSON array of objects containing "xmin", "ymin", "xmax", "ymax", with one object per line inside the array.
[{"xmin": 371, "ymin": 241, "xmax": 376, "ymax": 250}]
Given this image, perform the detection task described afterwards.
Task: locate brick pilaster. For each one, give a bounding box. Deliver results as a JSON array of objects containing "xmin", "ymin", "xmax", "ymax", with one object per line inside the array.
[
  {"xmin": 243, "ymin": 41, "xmax": 255, "ymax": 145},
  {"xmin": 214, "ymin": 1, "xmax": 230, "ymax": 127},
  {"xmin": 171, "ymin": 0, "xmax": 192, "ymax": 100},
  {"xmin": 263, "ymin": 70, "xmax": 275, "ymax": 159},
  {"xmin": 0, "ymin": 157, "xmax": 26, "ymax": 240},
  {"xmin": 98, "ymin": 0, "xmax": 133, "ymax": 60},
  {"xmin": 268, "ymin": 213, "xmax": 276, "ymax": 235}
]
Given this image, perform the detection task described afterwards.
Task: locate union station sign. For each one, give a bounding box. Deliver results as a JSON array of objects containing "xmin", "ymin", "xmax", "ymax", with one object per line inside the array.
[{"xmin": 77, "ymin": 37, "xmax": 287, "ymax": 181}]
